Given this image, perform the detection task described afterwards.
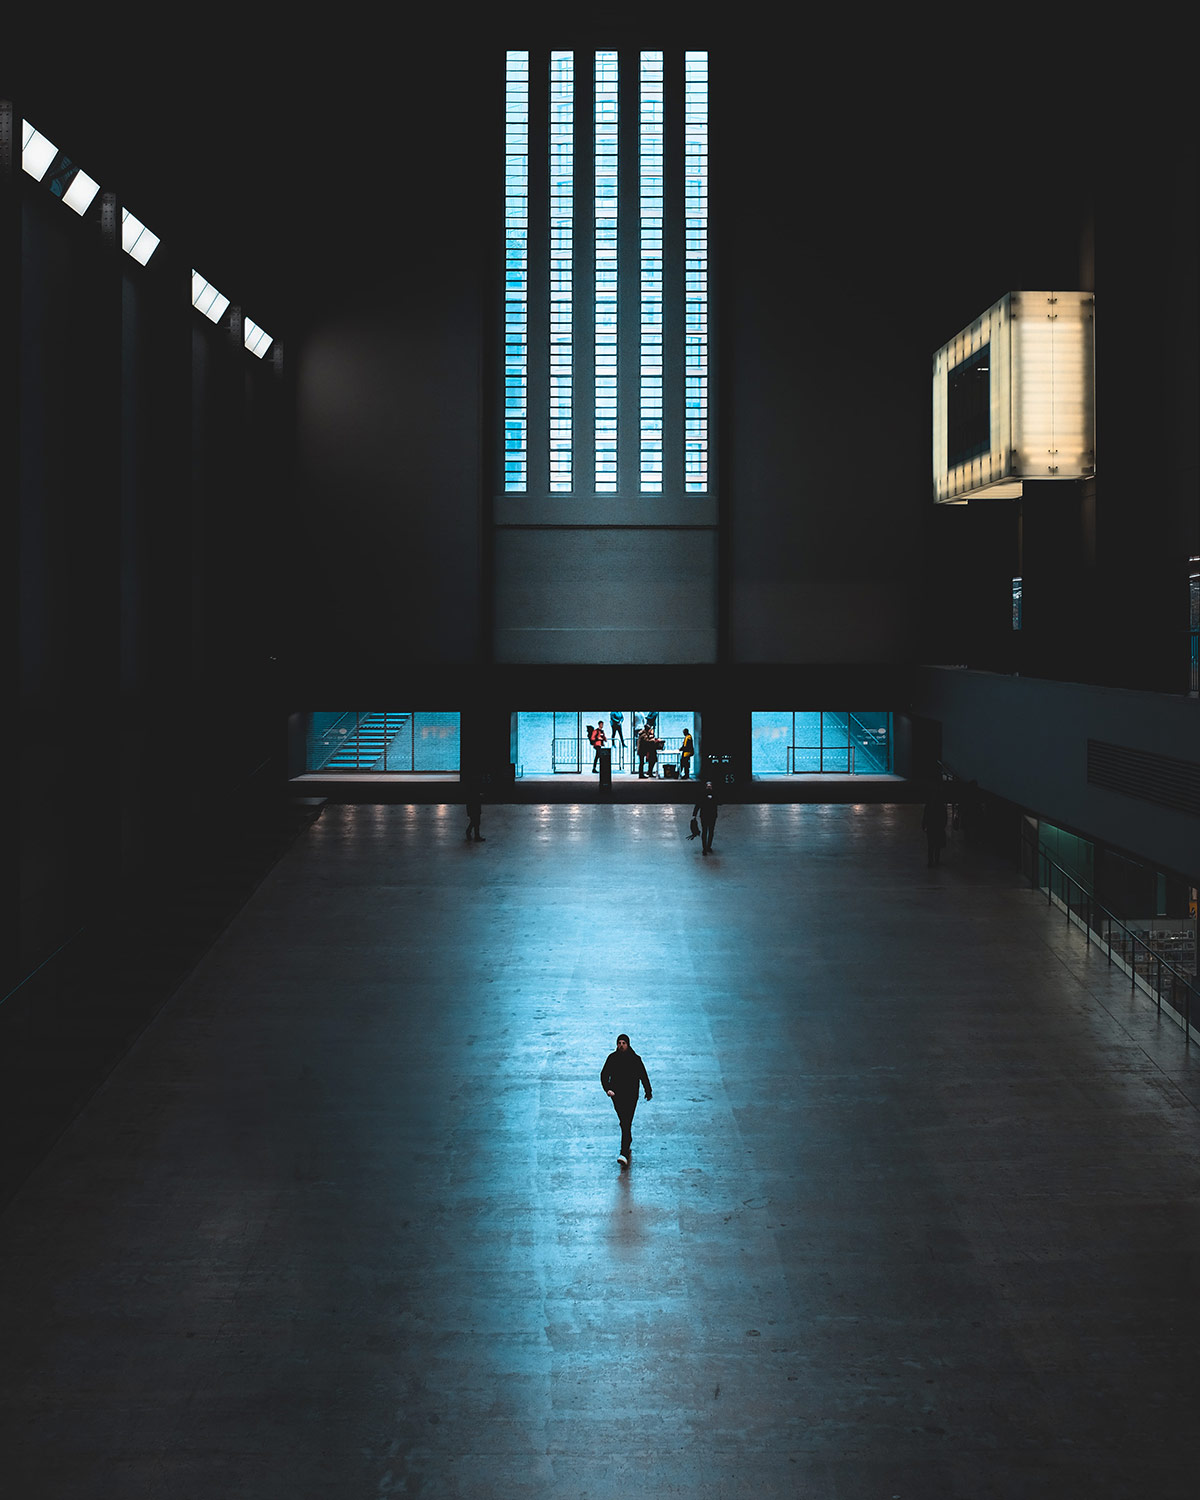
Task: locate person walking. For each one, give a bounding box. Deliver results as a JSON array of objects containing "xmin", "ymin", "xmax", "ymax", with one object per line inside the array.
[
  {"xmin": 693, "ymin": 779, "xmax": 719, "ymax": 854},
  {"xmin": 589, "ymin": 720, "xmax": 606, "ymax": 772},
  {"xmin": 600, "ymin": 1033, "xmax": 652, "ymax": 1166}
]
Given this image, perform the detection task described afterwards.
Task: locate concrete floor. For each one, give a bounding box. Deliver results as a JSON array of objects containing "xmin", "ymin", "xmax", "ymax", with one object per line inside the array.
[{"xmin": 1, "ymin": 802, "xmax": 1198, "ymax": 1498}]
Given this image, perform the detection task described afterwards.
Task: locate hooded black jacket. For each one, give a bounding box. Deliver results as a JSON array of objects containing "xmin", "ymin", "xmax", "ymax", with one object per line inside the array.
[{"xmin": 600, "ymin": 1048, "xmax": 652, "ymax": 1101}]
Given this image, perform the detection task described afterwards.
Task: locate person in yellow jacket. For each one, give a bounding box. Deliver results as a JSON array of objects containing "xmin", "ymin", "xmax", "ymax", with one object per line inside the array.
[{"xmin": 679, "ymin": 727, "xmax": 695, "ymax": 780}]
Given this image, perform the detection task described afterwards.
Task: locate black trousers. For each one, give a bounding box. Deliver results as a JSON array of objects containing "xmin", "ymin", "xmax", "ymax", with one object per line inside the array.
[
  {"xmin": 612, "ymin": 1093, "xmax": 639, "ymax": 1155},
  {"xmin": 700, "ymin": 816, "xmax": 716, "ymax": 851}
]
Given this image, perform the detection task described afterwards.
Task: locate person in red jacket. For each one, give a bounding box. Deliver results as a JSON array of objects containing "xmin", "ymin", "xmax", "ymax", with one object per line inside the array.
[
  {"xmin": 600, "ymin": 1033, "xmax": 652, "ymax": 1166},
  {"xmin": 589, "ymin": 720, "xmax": 606, "ymax": 772}
]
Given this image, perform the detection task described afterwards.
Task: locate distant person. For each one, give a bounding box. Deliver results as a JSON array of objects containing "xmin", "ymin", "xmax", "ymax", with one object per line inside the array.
[
  {"xmin": 636, "ymin": 723, "xmax": 650, "ymax": 778},
  {"xmin": 609, "ymin": 710, "xmax": 625, "ymax": 751},
  {"xmin": 465, "ymin": 781, "xmax": 484, "ymax": 842},
  {"xmin": 589, "ymin": 720, "xmax": 606, "ymax": 772},
  {"xmin": 645, "ymin": 728, "xmax": 660, "ymax": 779},
  {"xmin": 921, "ymin": 796, "xmax": 947, "ymax": 867},
  {"xmin": 693, "ymin": 779, "xmax": 719, "ymax": 854},
  {"xmin": 600, "ymin": 1032, "xmax": 652, "ymax": 1166},
  {"xmin": 679, "ymin": 727, "xmax": 694, "ymax": 780}
]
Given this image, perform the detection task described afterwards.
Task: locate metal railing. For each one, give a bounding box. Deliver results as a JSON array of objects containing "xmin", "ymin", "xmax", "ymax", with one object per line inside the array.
[
  {"xmin": 551, "ymin": 736, "xmax": 686, "ymax": 774},
  {"xmin": 1024, "ymin": 831, "xmax": 1198, "ymax": 1044}
]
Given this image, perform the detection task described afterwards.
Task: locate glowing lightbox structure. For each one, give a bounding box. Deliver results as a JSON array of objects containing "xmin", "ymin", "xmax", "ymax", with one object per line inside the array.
[{"xmin": 932, "ymin": 291, "xmax": 1095, "ymax": 504}]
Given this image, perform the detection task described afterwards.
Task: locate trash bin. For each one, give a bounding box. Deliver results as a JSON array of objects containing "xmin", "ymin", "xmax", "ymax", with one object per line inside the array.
[{"xmin": 598, "ymin": 747, "xmax": 612, "ymax": 789}]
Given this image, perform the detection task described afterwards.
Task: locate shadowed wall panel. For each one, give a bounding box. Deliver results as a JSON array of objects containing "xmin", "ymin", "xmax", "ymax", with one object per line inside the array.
[{"xmin": 495, "ymin": 529, "xmax": 716, "ymax": 663}]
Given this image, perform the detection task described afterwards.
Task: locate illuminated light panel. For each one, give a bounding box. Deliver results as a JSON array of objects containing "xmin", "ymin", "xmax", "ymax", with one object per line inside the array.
[
  {"xmin": 21, "ymin": 121, "xmax": 57, "ymax": 180},
  {"xmin": 594, "ymin": 50, "xmax": 619, "ymax": 492},
  {"xmin": 22, "ymin": 120, "xmax": 99, "ymax": 215},
  {"xmin": 549, "ymin": 51, "xmax": 573, "ymax": 492},
  {"xmin": 640, "ymin": 51, "xmax": 664, "ymax": 492},
  {"xmin": 504, "ymin": 50, "xmax": 529, "ymax": 492},
  {"xmin": 191, "ymin": 271, "xmax": 230, "ymax": 323},
  {"xmin": 244, "ymin": 318, "xmax": 273, "ymax": 358},
  {"xmin": 932, "ymin": 291, "xmax": 1096, "ymax": 503},
  {"xmin": 122, "ymin": 209, "xmax": 160, "ymax": 265},
  {"xmin": 61, "ymin": 168, "xmax": 100, "ymax": 215},
  {"xmin": 684, "ymin": 51, "xmax": 708, "ymax": 493}
]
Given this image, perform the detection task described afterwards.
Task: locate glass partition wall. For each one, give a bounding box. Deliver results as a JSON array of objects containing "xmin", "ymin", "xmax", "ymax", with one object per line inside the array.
[
  {"xmin": 751, "ymin": 712, "xmax": 892, "ymax": 775},
  {"xmin": 514, "ymin": 710, "xmax": 698, "ymax": 776},
  {"xmin": 306, "ymin": 713, "xmax": 461, "ymax": 772}
]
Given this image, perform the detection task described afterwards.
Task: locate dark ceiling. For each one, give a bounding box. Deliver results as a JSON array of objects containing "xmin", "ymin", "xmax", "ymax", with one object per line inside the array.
[{"xmin": 5, "ymin": 14, "xmax": 1174, "ymax": 352}]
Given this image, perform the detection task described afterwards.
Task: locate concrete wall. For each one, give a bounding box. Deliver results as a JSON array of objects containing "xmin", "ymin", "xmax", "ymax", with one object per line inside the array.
[{"xmin": 914, "ymin": 667, "xmax": 1200, "ymax": 882}]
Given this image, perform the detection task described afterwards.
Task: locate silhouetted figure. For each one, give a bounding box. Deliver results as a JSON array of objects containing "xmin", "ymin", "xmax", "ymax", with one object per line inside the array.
[
  {"xmin": 600, "ymin": 1033, "xmax": 652, "ymax": 1166},
  {"xmin": 693, "ymin": 780, "xmax": 719, "ymax": 853},
  {"xmin": 921, "ymin": 796, "xmax": 947, "ymax": 866},
  {"xmin": 636, "ymin": 723, "xmax": 651, "ymax": 778},
  {"xmin": 679, "ymin": 727, "xmax": 694, "ymax": 780},
  {"xmin": 465, "ymin": 782, "xmax": 484, "ymax": 841},
  {"xmin": 609, "ymin": 711, "xmax": 625, "ymax": 750},
  {"xmin": 589, "ymin": 720, "xmax": 606, "ymax": 772}
]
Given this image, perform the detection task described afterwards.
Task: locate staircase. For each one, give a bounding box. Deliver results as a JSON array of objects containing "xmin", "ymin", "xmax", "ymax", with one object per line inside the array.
[{"xmin": 322, "ymin": 713, "xmax": 410, "ymax": 770}]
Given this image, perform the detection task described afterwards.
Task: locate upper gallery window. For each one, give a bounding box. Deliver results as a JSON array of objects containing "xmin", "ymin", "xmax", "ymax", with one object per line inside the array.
[{"xmin": 503, "ymin": 49, "xmax": 709, "ymax": 499}]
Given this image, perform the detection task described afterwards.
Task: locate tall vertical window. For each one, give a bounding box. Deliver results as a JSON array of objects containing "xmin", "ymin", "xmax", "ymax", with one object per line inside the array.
[
  {"xmin": 504, "ymin": 52, "xmax": 529, "ymax": 492},
  {"xmin": 640, "ymin": 52, "xmax": 664, "ymax": 492},
  {"xmin": 549, "ymin": 52, "xmax": 574, "ymax": 491},
  {"xmin": 594, "ymin": 52, "xmax": 619, "ymax": 492},
  {"xmin": 499, "ymin": 48, "xmax": 711, "ymax": 503},
  {"xmin": 684, "ymin": 51, "xmax": 708, "ymax": 493}
]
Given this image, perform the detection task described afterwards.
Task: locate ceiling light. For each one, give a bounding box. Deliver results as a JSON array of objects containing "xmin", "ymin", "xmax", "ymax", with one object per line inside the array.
[
  {"xmin": 62, "ymin": 169, "xmax": 100, "ymax": 215},
  {"xmin": 122, "ymin": 209, "xmax": 160, "ymax": 265},
  {"xmin": 244, "ymin": 318, "xmax": 273, "ymax": 358},
  {"xmin": 21, "ymin": 121, "xmax": 57, "ymax": 181},
  {"xmin": 191, "ymin": 271, "xmax": 230, "ymax": 323}
]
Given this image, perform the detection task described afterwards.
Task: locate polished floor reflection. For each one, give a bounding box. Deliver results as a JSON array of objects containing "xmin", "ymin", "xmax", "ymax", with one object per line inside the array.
[{"xmin": 1, "ymin": 804, "xmax": 1197, "ymax": 1498}]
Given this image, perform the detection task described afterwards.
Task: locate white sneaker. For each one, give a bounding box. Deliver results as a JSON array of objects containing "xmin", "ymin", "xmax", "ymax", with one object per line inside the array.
[{"xmin": 617, "ymin": 1154, "xmax": 628, "ymax": 1166}]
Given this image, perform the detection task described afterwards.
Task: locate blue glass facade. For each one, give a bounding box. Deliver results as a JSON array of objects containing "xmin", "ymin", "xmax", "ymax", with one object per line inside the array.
[
  {"xmin": 751, "ymin": 712, "xmax": 893, "ymax": 775},
  {"xmin": 515, "ymin": 710, "xmax": 697, "ymax": 776},
  {"xmin": 306, "ymin": 713, "xmax": 461, "ymax": 772}
]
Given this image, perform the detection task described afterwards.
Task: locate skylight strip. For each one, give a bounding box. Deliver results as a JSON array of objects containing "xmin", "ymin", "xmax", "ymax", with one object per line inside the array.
[
  {"xmin": 549, "ymin": 52, "xmax": 574, "ymax": 493},
  {"xmin": 504, "ymin": 50, "xmax": 529, "ymax": 492},
  {"xmin": 594, "ymin": 51, "xmax": 619, "ymax": 493},
  {"xmin": 639, "ymin": 52, "xmax": 664, "ymax": 493},
  {"xmin": 684, "ymin": 51, "xmax": 708, "ymax": 493}
]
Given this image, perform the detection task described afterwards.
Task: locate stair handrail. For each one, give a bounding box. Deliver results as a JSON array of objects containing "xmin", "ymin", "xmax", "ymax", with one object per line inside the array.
[{"xmin": 1025, "ymin": 830, "xmax": 1197, "ymax": 1042}]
